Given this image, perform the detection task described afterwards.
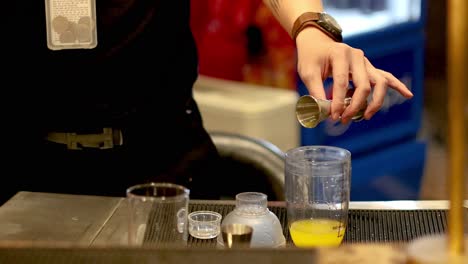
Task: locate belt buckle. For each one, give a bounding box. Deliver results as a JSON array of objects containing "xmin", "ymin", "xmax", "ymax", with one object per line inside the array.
[{"xmin": 66, "ymin": 128, "xmax": 123, "ymax": 150}]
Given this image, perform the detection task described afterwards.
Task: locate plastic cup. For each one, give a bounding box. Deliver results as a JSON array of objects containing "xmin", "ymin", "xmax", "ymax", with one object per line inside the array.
[
  {"xmin": 188, "ymin": 211, "xmax": 222, "ymax": 239},
  {"xmin": 285, "ymin": 146, "xmax": 351, "ymax": 248},
  {"xmin": 126, "ymin": 182, "xmax": 189, "ymax": 247}
]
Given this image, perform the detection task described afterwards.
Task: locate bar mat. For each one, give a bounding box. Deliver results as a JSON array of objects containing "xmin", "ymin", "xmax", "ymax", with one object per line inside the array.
[
  {"xmin": 0, "ymin": 205, "xmax": 462, "ymax": 264},
  {"xmin": 150, "ymin": 204, "xmax": 451, "ymax": 247}
]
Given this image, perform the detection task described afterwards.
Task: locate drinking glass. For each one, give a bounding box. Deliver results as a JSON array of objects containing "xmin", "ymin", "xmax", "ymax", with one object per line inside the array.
[
  {"xmin": 127, "ymin": 182, "xmax": 189, "ymax": 247},
  {"xmin": 285, "ymin": 146, "xmax": 351, "ymax": 248}
]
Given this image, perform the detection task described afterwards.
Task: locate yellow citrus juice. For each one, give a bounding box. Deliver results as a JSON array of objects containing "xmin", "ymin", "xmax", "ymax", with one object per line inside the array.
[{"xmin": 289, "ymin": 219, "xmax": 345, "ymax": 247}]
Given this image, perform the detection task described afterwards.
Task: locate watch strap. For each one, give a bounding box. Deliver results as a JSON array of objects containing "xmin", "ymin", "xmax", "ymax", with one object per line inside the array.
[{"xmin": 291, "ymin": 12, "xmax": 342, "ymax": 42}]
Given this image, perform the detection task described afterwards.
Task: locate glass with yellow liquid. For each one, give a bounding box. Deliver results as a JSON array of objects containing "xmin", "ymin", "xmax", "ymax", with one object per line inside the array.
[{"xmin": 285, "ymin": 146, "xmax": 351, "ymax": 248}]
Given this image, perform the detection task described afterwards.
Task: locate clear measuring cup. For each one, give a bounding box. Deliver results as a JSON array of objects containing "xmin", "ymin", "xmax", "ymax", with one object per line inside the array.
[
  {"xmin": 285, "ymin": 146, "xmax": 351, "ymax": 248},
  {"xmin": 126, "ymin": 183, "xmax": 190, "ymax": 247}
]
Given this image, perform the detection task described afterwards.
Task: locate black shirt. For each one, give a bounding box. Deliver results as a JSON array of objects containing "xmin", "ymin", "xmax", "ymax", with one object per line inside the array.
[{"xmin": 5, "ymin": 0, "xmax": 198, "ymax": 131}]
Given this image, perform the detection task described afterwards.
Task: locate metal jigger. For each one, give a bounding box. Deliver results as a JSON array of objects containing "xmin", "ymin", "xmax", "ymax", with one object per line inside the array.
[
  {"xmin": 295, "ymin": 95, "xmax": 366, "ymax": 128},
  {"xmin": 221, "ymin": 224, "xmax": 253, "ymax": 249}
]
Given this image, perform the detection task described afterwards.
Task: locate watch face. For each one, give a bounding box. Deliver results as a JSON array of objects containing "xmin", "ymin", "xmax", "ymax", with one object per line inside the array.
[{"xmin": 320, "ymin": 13, "xmax": 342, "ymax": 33}]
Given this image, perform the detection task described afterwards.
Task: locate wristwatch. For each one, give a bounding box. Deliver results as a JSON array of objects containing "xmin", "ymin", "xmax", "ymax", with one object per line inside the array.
[{"xmin": 291, "ymin": 12, "xmax": 343, "ymax": 42}]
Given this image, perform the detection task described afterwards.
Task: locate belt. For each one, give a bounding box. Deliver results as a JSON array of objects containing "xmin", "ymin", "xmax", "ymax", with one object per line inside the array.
[{"xmin": 46, "ymin": 128, "xmax": 123, "ymax": 150}]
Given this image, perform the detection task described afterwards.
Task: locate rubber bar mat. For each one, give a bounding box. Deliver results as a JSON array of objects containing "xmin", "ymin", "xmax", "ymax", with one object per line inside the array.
[
  {"xmin": 143, "ymin": 203, "xmax": 451, "ymax": 247},
  {"xmin": 0, "ymin": 205, "xmax": 461, "ymax": 264}
]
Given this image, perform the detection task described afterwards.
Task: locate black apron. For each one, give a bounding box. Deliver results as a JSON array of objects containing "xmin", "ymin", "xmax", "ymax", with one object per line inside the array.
[{"xmin": 1, "ymin": 0, "xmax": 221, "ymax": 204}]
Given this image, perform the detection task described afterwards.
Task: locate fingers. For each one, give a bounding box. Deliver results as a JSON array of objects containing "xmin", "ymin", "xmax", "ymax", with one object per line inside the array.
[
  {"xmin": 364, "ymin": 70, "xmax": 388, "ymax": 120},
  {"xmin": 299, "ymin": 67, "xmax": 327, "ymax": 100},
  {"xmin": 362, "ymin": 59, "xmax": 413, "ymax": 119},
  {"xmin": 378, "ymin": 69, "xmax": 414, "ymax": 98},
  {"xmin": 330, "ymin": 46, "xmax": 350, "ymax": 121},
  {"xmin": 342, "ymin": 49, "xmax": 371, "ymax": 123},
  {"xmin": 297, "ymin": 42, "xmax": 414, "ymax": 124}
]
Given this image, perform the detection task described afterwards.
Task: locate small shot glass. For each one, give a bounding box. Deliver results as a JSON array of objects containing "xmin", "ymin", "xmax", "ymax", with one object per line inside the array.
[
  {"xmin": 188, "ymin": 211, "xmax": 222, "ymax": 239},
  {"xmin": 221, "ymin": 224, "xmax": 253, "ymax": 248}
]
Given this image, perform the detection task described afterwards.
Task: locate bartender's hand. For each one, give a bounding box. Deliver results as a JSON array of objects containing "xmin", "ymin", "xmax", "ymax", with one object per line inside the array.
[{"xmin": 296, "ymin": 27, "xmax": 413, "ymax": 123}]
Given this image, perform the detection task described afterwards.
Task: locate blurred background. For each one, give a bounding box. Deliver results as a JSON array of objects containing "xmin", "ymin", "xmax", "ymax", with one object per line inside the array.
[{"xmin": 189, "ymin": 0, "xmax": 468, "ymax": 201}]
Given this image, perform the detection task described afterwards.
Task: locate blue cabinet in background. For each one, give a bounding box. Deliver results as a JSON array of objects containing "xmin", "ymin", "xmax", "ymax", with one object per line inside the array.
[{"xmin": 351, "ymin": 140, "xmax": 427, "ymax": 201}]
